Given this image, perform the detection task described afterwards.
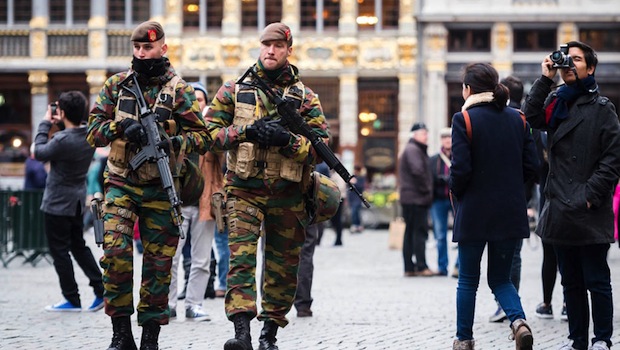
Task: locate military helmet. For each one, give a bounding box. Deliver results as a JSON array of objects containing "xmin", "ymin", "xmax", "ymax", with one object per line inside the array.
[{"xmin": 308, "ymin": 171, "xmax": 341, "ymax": 225}]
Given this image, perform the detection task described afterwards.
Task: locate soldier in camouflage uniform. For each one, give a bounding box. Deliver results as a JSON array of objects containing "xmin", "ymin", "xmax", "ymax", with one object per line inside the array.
[
  {"xmin": 86, "ymin": 21, "xmax": 210, "ymax": 350},
  {"xmin": 204, "ymin": 22, "xmax": 330, "ymax": 350}
]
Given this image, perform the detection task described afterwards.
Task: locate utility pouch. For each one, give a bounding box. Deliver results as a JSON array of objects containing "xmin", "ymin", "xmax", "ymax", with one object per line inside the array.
[
  {"xmin": 280, "ymin": 157, "xmax": 303, "ymax": 183},
  {"xmin": 107, "ymin": 139, "xmax": 130, "ymax": 177},
  {"xmin": 235, "ymin": 142, "xmax": 256, "ymax": 180},
  {"xmin": 212, "ymin": 191, "xmax": 226, "ymax": 233}
]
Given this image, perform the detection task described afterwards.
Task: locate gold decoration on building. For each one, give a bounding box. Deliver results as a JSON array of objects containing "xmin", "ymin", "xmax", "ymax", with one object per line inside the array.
[
  {"xmin": 221, "ymin": 40, "xmax": 241, "ymax": 67},
  {"xmin": 31, "ymin": 31, "xmax": 46, "ymax": 59},
  {"xmin": 167, "ymin": 40, "xmax": 182, "ymax": 67},
  {"xmin": 29, "ymin": 16, "xmax": 48, "ymax": 29},
  {"xmin": 88, "ymin": 16, "xmax": 107, "ymax": 29},
  {"xmin": 560, "ymin": 23, "xmax": 576, "ymax": 45},
  {"xmin": 494, "ymin": 23, "xmax": 510, "ymax": 50},
  {"xmin": 398, "ymin": 38, "xmax": 417, "ymax": 66},
  {"xmin": 359, "ymin": 40, "xmax": 397, "ymax": 69},
  {"xmin": 86, "ymin": 70, "xmax": 108, "ymax": 95},
  {"xmin": 338, "ymin": 40, "xmax": 358, "ymax": 68},
  {"xmin": 28, "ymin": 70, "xmax": 48, "ymax": 95},
  {"xmin": 89, "ymin": 31, "xmax": 104, "ymax": 58}
]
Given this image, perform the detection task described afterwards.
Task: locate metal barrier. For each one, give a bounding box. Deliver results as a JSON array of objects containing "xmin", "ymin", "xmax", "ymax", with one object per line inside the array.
[{"xmin": 0, "ymin": 190, "xmax": 50, "ymax": 267}]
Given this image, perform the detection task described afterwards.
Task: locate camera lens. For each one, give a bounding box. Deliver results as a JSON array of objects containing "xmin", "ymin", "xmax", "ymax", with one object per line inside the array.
[{"xmin": 550, "ymin": 51, "xmax": 564, "ymax": 63}]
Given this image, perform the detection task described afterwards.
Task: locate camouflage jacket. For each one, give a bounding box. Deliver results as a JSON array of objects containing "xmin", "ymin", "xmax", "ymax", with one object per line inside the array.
[
  {"xmin": 204, "ymin": 61, "xmax": 330, "ymax": 190},
  {"xmin": 87, "ymin": 59, "xmax": 210, "ymax": 183}
]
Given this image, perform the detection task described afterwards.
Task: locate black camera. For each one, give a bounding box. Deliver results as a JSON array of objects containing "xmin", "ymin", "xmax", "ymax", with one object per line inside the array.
[
  {"xmin": 50, "ymin": 103, "xmax": 58, "ymax": 115},
  {"xmin": 550, "ymin": 44, "xmax": 572, "ymax": 68}
]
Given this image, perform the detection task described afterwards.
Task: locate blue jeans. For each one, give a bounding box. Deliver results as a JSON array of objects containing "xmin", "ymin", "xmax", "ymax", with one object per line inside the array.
[
  {"xmin": 431, "ymin": 199, "xmax": 452, "ymax": 274},
  {"xmin": 456, "ymin": 239, "xmax": 526, "ymax": 340},
  {"xmin": 555, "ymin": 244, "xmax": 612, "ymax": 350},
  {"xmin": 214, "ymin": 227, "xmax": 230, "ymax": 291}
]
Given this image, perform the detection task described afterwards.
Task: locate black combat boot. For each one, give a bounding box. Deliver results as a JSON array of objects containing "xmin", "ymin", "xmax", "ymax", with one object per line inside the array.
[
  {"xmin": 223, "ymin": 314, "xmax": 252, "ymax": 350},
  {"xmin": 106, "ymin": 316, "xmax": 137, "ymax": 350},
  {"xmin": 139, "ymin": 321, "xmax": 160, "ymax": 350},
  {"xmin": 257, "ymin": 321, "xmax": 279, "ymax": 350}
]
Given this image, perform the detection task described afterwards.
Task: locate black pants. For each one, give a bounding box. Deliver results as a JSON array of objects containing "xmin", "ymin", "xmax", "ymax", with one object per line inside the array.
[
  {"xmin": 295, "ymin": 224, "xmax": 319, "ymax": 311},
  {"xmin": 541, "ymin": 241, "xmax": 559, "ymax": 304},
  {"xmin": 44, "ymin": 204, "xmax": 104, "ymax": 307},
  {"xmin": 402, "ymin": 203, "xmax": 429, "ymax": 272}
]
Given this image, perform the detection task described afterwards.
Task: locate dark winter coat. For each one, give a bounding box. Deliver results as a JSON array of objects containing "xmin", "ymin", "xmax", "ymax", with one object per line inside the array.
[
  {"xmin": 522, "ymin": 76, "xmax": 620, "ymax": 245},
  {"xmin": 450, "ymin": 102, "xmax": 539, "ymax": 243},
  {"xmin": 398, "ymin": 139, "xmax": 432, "ymax": 206}
]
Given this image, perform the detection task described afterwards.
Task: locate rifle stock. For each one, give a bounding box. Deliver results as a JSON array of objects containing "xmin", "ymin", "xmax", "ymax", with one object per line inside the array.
[
  {"xmin": 237, "ymin": 66, "xmax": 370, "ymax": 208},
  {"xmin": 120, "ymin": 74, "xmax": 185, "ymax": 237}
]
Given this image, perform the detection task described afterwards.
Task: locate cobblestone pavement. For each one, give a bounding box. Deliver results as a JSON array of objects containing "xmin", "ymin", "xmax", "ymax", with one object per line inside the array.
[{"xmin": 1, "ymin": 227, "xmax": 620, "ymax": 350}]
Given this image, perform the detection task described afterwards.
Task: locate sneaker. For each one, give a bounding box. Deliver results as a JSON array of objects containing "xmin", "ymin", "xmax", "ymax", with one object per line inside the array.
[
  {"xmin": 169, "ymin": 307, "xmax": 177, "ymax": 319},
  {"xmin": 560, "ymin": 303, "xmax": 568, "ymax": 321},
  {"xmin": 489, "ymin": 305, "xmax": 507, "ymax": 322},
  {"xmin": 85, "ymin": 296, "xmax": 104, "ymax": 312},
  {"xmin": 535, "ymin": 302, "xmax": 553, "ymax": 319},
  {"xmin": 559, "ymin": 340, "xmax": 579, "ymax": 350},
  {"xmin": 185, "ymin": 305, "xmax": 211, "ymax": 322},
  {"xmin": 45, "ymin": 300, "xmax": 81, "ymax": 312},
  {"xmin": 590, "ymin": 341, "xmax": 610, "ymax": 350},
  {"xmin": 297, "ymin": 308, "xmax": 313, "ymax": 317}
]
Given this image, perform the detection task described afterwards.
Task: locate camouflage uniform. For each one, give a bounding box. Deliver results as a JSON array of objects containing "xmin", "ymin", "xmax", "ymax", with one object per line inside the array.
[
  {"xmin": 87, "ymin": 60, "xmax": 210, "ymax": 326},
  {"xmin": 204, "ymin": 61, "xmax": 329, "ymax": 327}
]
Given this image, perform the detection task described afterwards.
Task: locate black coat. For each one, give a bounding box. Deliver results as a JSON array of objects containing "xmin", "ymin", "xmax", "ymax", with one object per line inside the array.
[
  {"xmin": 523, "ymin": 76, "xmax": 620, "ymax": 245},
  {"xmin": 449, "ymin": 103, "xmax": 539, "ymax": 243}
]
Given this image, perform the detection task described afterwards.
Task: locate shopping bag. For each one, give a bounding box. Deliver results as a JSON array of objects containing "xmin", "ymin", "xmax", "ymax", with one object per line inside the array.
[{"xmin": 388, "ymin": 217, "xmax": 406, "ymax": 250}]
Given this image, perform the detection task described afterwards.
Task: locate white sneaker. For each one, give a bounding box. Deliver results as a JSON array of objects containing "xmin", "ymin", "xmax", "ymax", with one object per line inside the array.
[
  {"xmin": 559, "ymin": 340, "xmax": 578, "ymax": 350},
  {"xmin": 185, "ymin": 305, "xmax": 211, "ymax": 322},
  {"xmin": 590, "ymin": 341, "xmax": 610, "ymax": 350}
]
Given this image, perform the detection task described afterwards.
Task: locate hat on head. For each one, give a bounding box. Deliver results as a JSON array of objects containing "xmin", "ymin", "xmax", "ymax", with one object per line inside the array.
[
  {"xmin": 440, "ymin": 127, "xmax": 452, "ymax": 137},
  {"xmin": 131, "ymin": 21, "xmax": 165, "ymax": 43},
  {"xmin": 260, "ymin": 22, "xmax": 293, "ymax": 47},
  {"xmin": 189, "ymin": 82, "xmax": 208, "ymax": 100},
  {"xmin": 411, "ymin": 122, "xmax": 427, "ymax": 132}
]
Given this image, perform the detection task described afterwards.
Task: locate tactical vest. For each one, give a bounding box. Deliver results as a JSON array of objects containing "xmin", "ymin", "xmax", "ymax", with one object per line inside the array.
[
  {"xmin": 107, "ymin": 74, "xmax": 181, "ymax": 182},
  {"xmin": 227, "ymin": 77, "xmax": 305, "ymax": 182}
]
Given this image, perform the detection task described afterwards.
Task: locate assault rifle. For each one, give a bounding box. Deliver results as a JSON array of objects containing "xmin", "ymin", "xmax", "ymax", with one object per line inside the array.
[
  {"xmin": 237, "ymin": 66, "xmax": 370, "ymax": 208},
  {"xmin": 120, "ymin": 73, "xmax": 185, "ymax": 238}
]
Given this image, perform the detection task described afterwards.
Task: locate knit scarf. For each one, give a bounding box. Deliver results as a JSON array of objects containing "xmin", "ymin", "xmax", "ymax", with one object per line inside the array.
[{"xmin": 545, "ymin": 75, "xmax": 597, "ymax": 128}]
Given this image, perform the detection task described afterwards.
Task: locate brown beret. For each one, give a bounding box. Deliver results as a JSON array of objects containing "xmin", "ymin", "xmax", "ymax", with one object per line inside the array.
[
  {"xmin": 260, "ymin": 22, "xmax": 293, "ymax": 47},
  {"xmin": 131, "ymin": 21, "xmax": 165, "ymax": 43}
]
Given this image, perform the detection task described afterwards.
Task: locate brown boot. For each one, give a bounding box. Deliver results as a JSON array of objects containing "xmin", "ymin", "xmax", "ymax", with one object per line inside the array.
[
  {"xmin": 453, "ymin": 339, "xmax": 475, "ymax": 350},
  {"xmin": 510, "ymin": 319, "xmax": 533, "ymax": 350}
]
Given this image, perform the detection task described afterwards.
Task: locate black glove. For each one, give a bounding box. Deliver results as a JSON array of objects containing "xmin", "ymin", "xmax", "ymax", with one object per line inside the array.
[
  {"xmin": 246, "ymin": 118, "xmax": 270, "ymax": 143},
  {"xmin": 156, "ymin": 137, "xmax": 181, "ymax": 156},
  {"xmin": 119, "ymin": 118, "xmax": 137, "ymax": 132},
  {"xmin": 265, "ymin": 123, "xmax": 291, "ymax": 147},
  {"xmin": 124, "ymin": 123, "xmax": 146, "ymax": 145}
]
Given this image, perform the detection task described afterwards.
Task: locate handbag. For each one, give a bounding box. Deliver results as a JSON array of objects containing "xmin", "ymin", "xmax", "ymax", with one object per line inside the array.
[{"xmin": 388, "ymin": 217, "xmax": 406, "ymax": 250}]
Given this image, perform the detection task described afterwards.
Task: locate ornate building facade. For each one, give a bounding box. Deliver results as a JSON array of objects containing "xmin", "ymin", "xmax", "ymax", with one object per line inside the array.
[{"xmin": 0, "ymin": 0, "xmax": 619, "ymax": 187}]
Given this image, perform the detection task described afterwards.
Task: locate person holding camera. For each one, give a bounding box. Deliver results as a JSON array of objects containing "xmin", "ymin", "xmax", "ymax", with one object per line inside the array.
[
  {"xmin": 87, "ymin": 21, "xmax": 209, "ymax": 350},
  {"xmin": 34, "ymin": 91, "xmax": 104, "ymax": 313},
  {"xmin": 522, "ymin": 41, "xmax": 620, "ymax": 350}
]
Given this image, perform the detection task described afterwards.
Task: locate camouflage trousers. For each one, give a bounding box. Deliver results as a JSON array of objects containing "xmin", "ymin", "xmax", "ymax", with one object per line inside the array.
[
  {"xmin": 100, "ymin": 181, "xmax": 179, "ymax": 326},
  {"xmin": 225, "ymin": 186, "xmax": 308, "ymax": 327}
]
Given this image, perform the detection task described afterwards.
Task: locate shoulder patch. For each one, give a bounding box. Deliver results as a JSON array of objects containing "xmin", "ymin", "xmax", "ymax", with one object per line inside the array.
[{"xmin": 599, "ymin": 97, "xmax": 609, "ymax": 106}]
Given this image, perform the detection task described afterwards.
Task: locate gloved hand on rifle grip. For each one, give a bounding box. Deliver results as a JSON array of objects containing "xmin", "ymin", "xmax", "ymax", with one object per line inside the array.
[
  {"xmin": 265, "ymin": 122, "xmax": 291, "ymax": 147},
  {"xmin": 246, "ymin": 118, "xmax": 270, "ymax": 142},
  {"xmin": 156, "ymin": 136, "xmax": 181, "ymax": 156},
  {"xmin": 124, "ymin": 123, "xmax": 147, "ymax": 145},
  {"xmin": 118, "ymin": 118, "xmax": 137, "ymax": 132}
]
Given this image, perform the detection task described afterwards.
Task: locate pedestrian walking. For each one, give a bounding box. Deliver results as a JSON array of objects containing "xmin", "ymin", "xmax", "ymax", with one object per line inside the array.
[
  {"xmin": 87, "ymin": 21, "xmax": 210, "ymax": 350},
  {"xmin": 522, "ymin": 40, "xmax": 620, "ymax": 350},
  {"xmin": 450, "ymin": 62, "xmax": 539, "ymax": 350}
]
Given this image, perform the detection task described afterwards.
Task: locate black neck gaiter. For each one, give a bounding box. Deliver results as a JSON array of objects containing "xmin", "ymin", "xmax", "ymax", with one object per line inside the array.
[{"xmin": 132, "ymin": 56, "xmax": 167, "ymax": 78}]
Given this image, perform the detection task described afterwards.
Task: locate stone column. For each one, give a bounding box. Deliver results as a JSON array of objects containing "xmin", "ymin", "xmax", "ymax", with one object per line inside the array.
[
  {"xmin": 86, "ymin": 70, "xmax": 108, "ymax": 107},
  {"xmin": 222, "ymin": 0, "xmax": 241, "ymax": 37},
  {"xmin": 399, "ymin": 0, "xmax": 415, "ymax": 35},
  {"xmin": 558, "ymin": 22, "xmax": 578, "ymax": 44},
  {"xmin": 281, "ymin": 0, "xmax": 300, "ymax": 34},
  {"xmin": 30, "ymin": 0, "xmax": 49, "ymax": 60},
  {"xmin": 492, "ymin": 22, "xmax": 512, "ymax": 78},
  {"xmin": 339, "ymin": 0, "xmax": 357, "ymax": 36},
  {"xmin": 151, "ymin": 0, "xmax": 166, "ymax": 24},
  {"xmin": 28, "ymin": 70, "xmax": 49, "ymax": 140},
  {"xmin": 339, "ymin": 73, "xmax": 358, "ymax": 170},
  {"xmin": 422, "ymin": 23, "xmax": 448, "ymax": 154},
  {"xmin": 88, "ymin": 0, "xmax": 107, "ymax": 64},
  {"xmin": 397, "ymin": 73, "xmax": 416, "ymax": 155}
]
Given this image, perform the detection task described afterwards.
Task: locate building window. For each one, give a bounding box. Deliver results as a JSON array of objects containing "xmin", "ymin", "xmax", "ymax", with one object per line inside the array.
[
  {"xmin": 303, "ymin": 77, "xmax": 340, "ymax": 149},
  {"xmin": 514, "ymin": 28, "xmax": 556, "ymax": 52},
  {"xmin": 242, "ymin": 0, "xmax": 282, "ymax": 30},
  {"xmin": 579, "ymin": 26, "xmax": 620, "ymax": 52},
  {"xmin": 183, "ymin": 0, "xmax": 224, "ymax": 31},
  {"xmin": 357, "ymin": 0, "xmax": 399, "ymax": 31},
  {"xmin": 448, "ymin": 28, "xmax": 491, "ymax": 52},
  {"xmin": 49, "ymin": 0, "xmax": 91, "ymax": 25},
  {"xmin": 300, "ymin": 0, "xmax": 340, "ymax": 31},
  {"xmin": 108, "ymin": 0, "xmax": 150, "ymax": 25},
  {"xmin": 14, "ymin": 1, "xmax": 32, "ymax": 23}
]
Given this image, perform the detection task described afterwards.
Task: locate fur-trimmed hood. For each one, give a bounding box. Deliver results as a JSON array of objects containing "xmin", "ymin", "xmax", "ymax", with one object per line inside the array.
[{"xmin": 462, "ymin": 92, "xmax": 494, "ymax": 111}]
